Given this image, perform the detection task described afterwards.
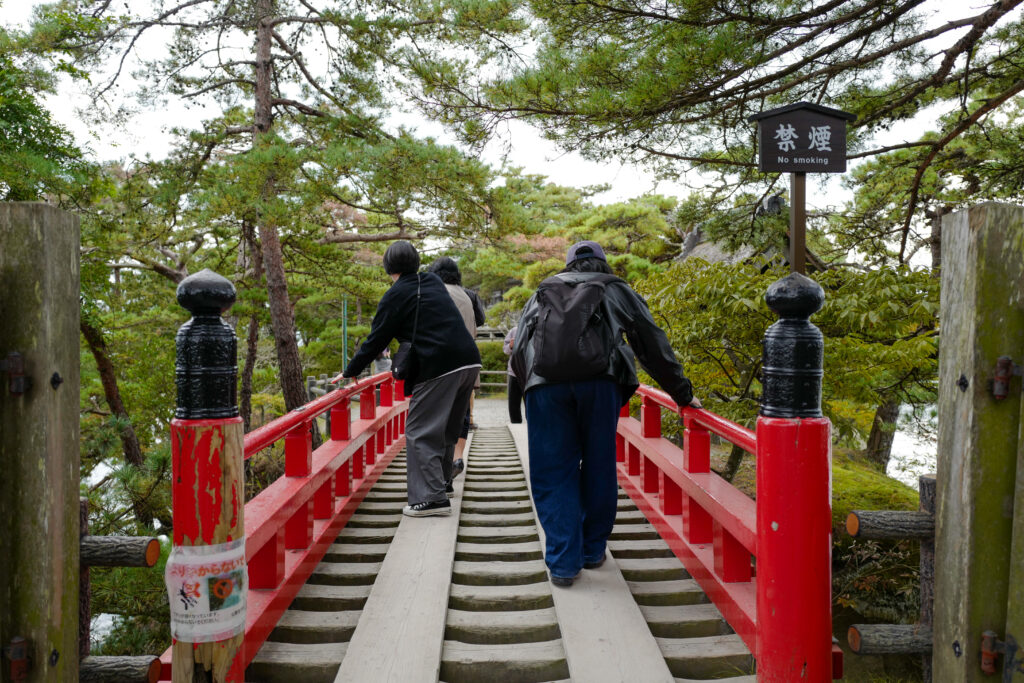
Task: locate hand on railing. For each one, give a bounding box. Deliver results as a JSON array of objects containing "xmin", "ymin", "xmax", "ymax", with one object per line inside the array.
[{"xmin": 688, "ymin": 395, "xmax": 703, "ymax": 409}]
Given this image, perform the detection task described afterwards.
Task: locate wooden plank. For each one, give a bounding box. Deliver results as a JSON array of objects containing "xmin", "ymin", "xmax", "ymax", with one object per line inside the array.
[
  {"xmin": 0, "ymin": 203, "xmax": 81, "ymax": 681},
  {"xmin": 934, "ymin": 203, "xmax": 1024, "ymax": 682},
  {"xmin": 332, "ymin": 453, "xmax": 466, "ymax": 682},
  {"xmin": 1006, "ymin": 394, "xmax": 1024, "ymax": 682},
  {"xmin": 510, "ymin": 423, "xmax": 676, "ymax": 682}
]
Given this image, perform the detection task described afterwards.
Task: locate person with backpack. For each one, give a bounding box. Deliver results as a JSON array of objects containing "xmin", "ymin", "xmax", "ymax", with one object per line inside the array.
[
  {"xmin": 511, "ymin": 240, "xmax": 701, "ymax": 586},
  {"xmin": 427, "ymin": 256, "xmax": 481, "ymax": 488},
  {"xmin": 340, "ymin": 241, "xmax": 481, "ymax": 517}
]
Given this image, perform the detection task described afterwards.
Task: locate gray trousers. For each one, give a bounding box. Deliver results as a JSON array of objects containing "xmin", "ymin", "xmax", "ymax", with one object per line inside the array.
[{"xmin": 405, "ymin": 366, "xmax": 479, "ymax": 505}]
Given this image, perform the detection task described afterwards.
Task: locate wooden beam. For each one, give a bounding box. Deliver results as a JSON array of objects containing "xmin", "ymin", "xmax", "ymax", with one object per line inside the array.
[
  {"xmin": 933, "ymin": 203, "xmax": 1024, "ymax": 682},
  {"xmin": 0, "ymin": 203, "xmax": 81, "ymax": 681},
  {"xmin": 80, "ymin": 536, "xmax": 160, "ymax": 567},
  {"xmin": 80, "ymin": 655, "xmax": 160, "ymax": 682},
  {"xmin": 845, "ymin": 510, "xmax": 934, "ymax": 539},
  {"xmin": 848, "ymin": 625, "xmax": 932, "ymax": 655}
]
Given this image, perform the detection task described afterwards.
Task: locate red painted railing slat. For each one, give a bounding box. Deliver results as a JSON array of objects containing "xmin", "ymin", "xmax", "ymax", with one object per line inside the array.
[{"xmin": 160, "ymin": 374, "xmax": 406, "ymax": 680}]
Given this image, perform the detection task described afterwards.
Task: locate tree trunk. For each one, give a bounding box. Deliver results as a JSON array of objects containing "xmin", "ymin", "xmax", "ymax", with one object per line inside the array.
[
  {"xmin": 865, "ymin": 399, "xmax": 901, "ymax": 470},
  {"xmin": 930, "ymin": 207, "xmax": 942, "ymax": 275},
  {"xmin": 80, "ymin": 318, "xmax": 144, "ymax": 468},
  {"xmin": 80, "ymin": 317, "xmax": 157, "ymax": 528},
  {"xmin": 254, "ymin": 0, "xmax": 307, "ymax": 411},
  {"xmin": 720, "ymin": 443, "xmax": 745, "ymax": 483},
  {"xmin": 240, "ymin": 221, "xmax": 264, "ymax": 432}
]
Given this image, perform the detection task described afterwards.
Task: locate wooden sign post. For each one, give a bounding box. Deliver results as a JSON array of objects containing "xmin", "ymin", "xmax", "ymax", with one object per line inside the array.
[{"xmin": 748, "ymin": 102, "xmax": 856, "ymax": 273}]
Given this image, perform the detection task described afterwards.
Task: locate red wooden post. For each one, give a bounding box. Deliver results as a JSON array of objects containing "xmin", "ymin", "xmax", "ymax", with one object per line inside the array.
[
  {"xmin": 168, "ymin": 270, "xmax": 245, "ymax": 682},
  {"xmin": 641, "ymin": 395, "xmax": 661, "ymax": 438},
  {"xmin": 330, "ymin": 398, "xmax": 350, "ymax": 441},
  {"xmin": 756, "ymin": 273, "xmax": 833, "ymax": 682},
  {"xmin": 248, "ymin": 530, "xmax": 283, "ymax": 590},
  {"xmin": 627, "ymin": 442, "xmax": 641, "ymax": 476},
  {"xmin": 616, "ymin": 433, "xmax": 625, "ymax": 463},
  {"xmin": 360, "ymin": 385, "xmax": 375, "ymax": 420},
  {"xmin": 285, "ymin": 501, "xmax": 313, "ymax": 550},
  {"xmin": 394, "ymin": 379, "xmax": 406, "ymax": 401},
  {"xmin": 643, "ymin": 457, "xmax": 659, "ymax": 493},
  {"xmin": 364, "ymin": 439, "xmax": 377, "ymax": 466},
  {"xmin": 662, "ymin": 474, "xmax": 682, "ymax": 515},
  {"xmin": 313, "ymin": 479, "xmax": 334, "ymax": 519},
  {"xmin": 683, "ymin": 414, "xmax": 712, "ymax": 544},
  {"xmin": 335, "ymin": 460, "xmax": 351, "ymax": 497},
  {"xmin": 380, "ymin": 378, "xmax": 393, "ymax": 407},
  {"xmin": 285, "ymin": 423, "xmax": 312, "ymax": 476},
  {"xmin": 352, "ymin": 444, "xmax": 364, "ymax": 480},
  {"xmin": 713, "ymin": 521, "xmax": 751, "ymax": 583}
]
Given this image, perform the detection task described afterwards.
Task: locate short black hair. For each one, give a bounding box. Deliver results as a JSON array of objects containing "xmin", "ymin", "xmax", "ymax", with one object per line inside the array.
[
  {"xmin": 383, "ymin": 240, "xmax": 420, "ymax": 275},
  {"xmin": 428, "ymin": 256, "xmax": 462, "ymax": 285}
]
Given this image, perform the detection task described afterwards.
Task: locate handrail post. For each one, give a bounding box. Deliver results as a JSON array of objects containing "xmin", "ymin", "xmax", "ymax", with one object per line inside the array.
[
  {"xmin": 756, "ymin": 273, "xmax": 832, "ymax": 681},
  {"xmin": 682, "ymin": 414, "xmax": 712, "ymax": 544},
  {"xmin": 168, "ymin": 270, "xmax": 245, "ymax": 682},
  {"xmin": 360, "ymin": 385, "xmax": 375, "ymax": 420},
  {"xmin": 330, "ymin": 396, "xmax": 351, "ymax": 441},
  {"xmin": 284, "ymin": 422, "xmax": 313, "ymax": 549}
]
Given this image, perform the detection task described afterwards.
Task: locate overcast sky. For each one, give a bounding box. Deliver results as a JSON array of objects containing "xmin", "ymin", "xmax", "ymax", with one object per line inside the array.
[{"xmin": 0, "ymin": 1, "xmax": 992, "ymax": 210}]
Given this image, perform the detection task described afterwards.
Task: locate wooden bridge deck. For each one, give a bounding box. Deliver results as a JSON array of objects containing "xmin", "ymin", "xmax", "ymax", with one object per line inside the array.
[{"xmin": 246, "ymin": 417, "xmax": 756, "ymax": 682}]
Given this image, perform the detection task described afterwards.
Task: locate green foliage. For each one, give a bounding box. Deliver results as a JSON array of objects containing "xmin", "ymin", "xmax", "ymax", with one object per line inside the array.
[
  {"xmin": 90, "ymin": 542, "xmax": 171, "ymax": 656},
  {"xmin": 637, "ymin": 260, "xmax": 938, "ymax": 444},
  {"xmin": 477, "ymin": 341, "xmax": 507, "ymax": 373}
]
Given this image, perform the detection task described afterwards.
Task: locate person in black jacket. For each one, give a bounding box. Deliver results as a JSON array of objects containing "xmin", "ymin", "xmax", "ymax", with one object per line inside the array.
[
  {"xmin": 342, "ymin": 241, "xmax": 481, "ymax": 517},
  {"xmin": 513, "ymin": 240, "xmax": 702, "ymax": 586}
]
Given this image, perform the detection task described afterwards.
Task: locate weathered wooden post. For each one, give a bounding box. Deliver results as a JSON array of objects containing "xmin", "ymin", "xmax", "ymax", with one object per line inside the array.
[
  {"xmin": 0, "ymin": 203, "xmax": 81, "ymax": 682},
  {"xmin": 933, "ymin": 203, "xmax": 1024, "ymax": 682},
  {"xmin": 755, "ymin": 272, "xmax": 834, "ymax": 681},
  {"xmin": 166, "ymin": 270, "xmax": 245, "ymax": 682}
]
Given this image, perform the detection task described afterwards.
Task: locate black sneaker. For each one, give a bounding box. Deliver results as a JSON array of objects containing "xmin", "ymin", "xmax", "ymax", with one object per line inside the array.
[
  {"xmin": 550, "ymin": 573, "xmax": 577, "ymax": 587},
  {"xmin": 445, "ymin": 481, "xmax": 455, "ymax": 498},
  {"xmin": 452, "ymin": 459, "xmax": 465, "ymax": 478},
  {"xmin": 403, "ymin": 499, "xmax": 452, "ymax": 517},
  {"xmin": 584, "ymin": 552, "xmax": 607, "ymax": 569}
]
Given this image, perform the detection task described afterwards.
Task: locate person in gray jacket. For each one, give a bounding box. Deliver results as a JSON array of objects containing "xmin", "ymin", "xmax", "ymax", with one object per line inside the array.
[{"xmin": 512, "ymin": 240, "xmax": 701, "ymax": 586}]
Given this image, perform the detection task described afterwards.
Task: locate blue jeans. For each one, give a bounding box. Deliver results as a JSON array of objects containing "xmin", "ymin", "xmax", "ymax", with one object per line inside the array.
[{"xmin": 525, "ymin": 379, "xmax": 621, "ymax": 578}]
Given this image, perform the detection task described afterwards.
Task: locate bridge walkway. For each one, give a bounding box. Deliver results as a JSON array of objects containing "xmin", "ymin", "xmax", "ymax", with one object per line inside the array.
[{"xmin": 246, "ymin": 402, "xmax": 755, "ymax": 682}]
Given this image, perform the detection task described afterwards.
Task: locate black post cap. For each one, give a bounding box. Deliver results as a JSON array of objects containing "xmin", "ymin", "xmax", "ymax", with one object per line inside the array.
[
  {"xmin": 175, "ymin": 270, "xmax": 238, "ymax": 420},
  {"xmin": 760, "ymin": 273, "xmax": 825, "ymax": 418}
]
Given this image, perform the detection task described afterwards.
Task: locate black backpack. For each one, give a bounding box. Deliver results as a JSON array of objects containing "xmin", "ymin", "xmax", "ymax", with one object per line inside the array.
[{"xmin": 518, "ymin": 273, "xmax": 621, "ymax": 382}]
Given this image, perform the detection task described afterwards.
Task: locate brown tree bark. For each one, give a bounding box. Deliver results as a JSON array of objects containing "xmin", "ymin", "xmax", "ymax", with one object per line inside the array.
[
  {"xmin": 240, "ymin": 221, "xmax": 264, "ymax": 432},
  {"xmin": 719, "ymin": 443, "xmax": 746, "ymax": 483},
  {"xmin": 865, "ymin": 398, "xmax": 901, "ymax": 470},
  {"xmin": 80, "ymin": 318, "xmax": 144, "ymax": 468},
  {"xmin": 254, "ymin": 0, "xmax": 307, "ymax": 411},
  {"xmin": 80, "ymin": 317, "xmax": 156, "ymax": 529}
]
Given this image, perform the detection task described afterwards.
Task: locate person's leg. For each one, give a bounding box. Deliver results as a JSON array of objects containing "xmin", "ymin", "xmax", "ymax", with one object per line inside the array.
[
  {"xmin": 576, "ymin": 379, "xmax": 622, "ymax": 564},
  {"xmin": 508, "ymin": 376, "xmax": 523, "ymax": 423},
  {"xmin": 440, "ymin": 367, "xmax": 478, "ymax": 483},
  {"xmin": 452, "ymin": 408, "xmax": 470, "ymax": 472},
  {"xmin": 525, "ymin": 383, "xmax": 583, "ymax": 580},
  {"xmin": 404, "ymin": 374, "xmax": 462, "ymax": 505}
]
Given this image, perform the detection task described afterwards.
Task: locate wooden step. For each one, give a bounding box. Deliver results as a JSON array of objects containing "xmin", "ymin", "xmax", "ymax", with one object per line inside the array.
[
  {"xmin": 246, "ymin": 642, "xmax": 346, "ymax": 683},
  {"xmin": 444, "ymin": 607, "xmax": 561, "ymax": 644},
  {"xmin": 439, "ymin": 641, "xmax": 569, "ymax": 683},
  {"xmin": 656, "ymin": 634, "xmax": 754, "ymax": 679}
]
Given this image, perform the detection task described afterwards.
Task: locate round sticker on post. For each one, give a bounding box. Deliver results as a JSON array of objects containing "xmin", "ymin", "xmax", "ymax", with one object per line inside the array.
[{"xmin": 165, "ymin": 539, "xmax": 246, "ymax": 642}]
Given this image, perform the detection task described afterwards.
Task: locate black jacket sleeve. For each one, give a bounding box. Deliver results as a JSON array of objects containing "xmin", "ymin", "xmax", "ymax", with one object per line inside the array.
[
  {"xmin": 609, "ymin": 283, "xmax": 694, "ymax": 407},
  {"xmin": 343, "ymin": 285, "xmax": 405, "ymax": 378}
]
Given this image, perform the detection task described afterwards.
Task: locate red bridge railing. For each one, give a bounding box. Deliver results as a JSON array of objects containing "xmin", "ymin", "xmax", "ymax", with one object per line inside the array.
[
  {"xmin": 158, "ymin": 371, "xmax": 409, "ymax": 680},
  {"xmin": 618, "ymin": 386, "xmax": 840, "ymax": 681}
]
